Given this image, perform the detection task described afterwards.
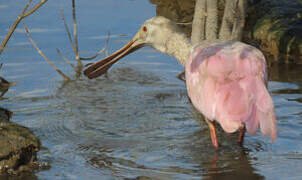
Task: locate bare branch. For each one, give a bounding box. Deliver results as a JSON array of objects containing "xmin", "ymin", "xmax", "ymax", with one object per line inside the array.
[
  {"xmin": 176, "ymin": 22, "xmax": 192, "ymax": 25},
  {"xmin": 0, "ymin": 0, "xmax": 48, "ymax": 54},
  {"xmin": 24, "ymin": 23, "xmax": 71, "ymax": 81},
  {"xmin": 22, "ymin": 0, "xmax": 48, "ymax": 18},
  {"xmin": 72, "ymin": 0, "xmax": 82, "ymax": 73},
  {"xmin": 22, "ymin": 0, "xmax": 32, "ymax": 14},
  {"xmin": 60, "ymin": 6, "xmax": 75, "ymax": 52},
  {"xmin": 80, "ymin": 32, "xmax": 110, "ymax": 60},
  {"xmin": 231, "ymin": 0, "xmax": 247, "ymax": 41},
  {"xmin": 56, "ymin": 48, "xmax": 76, "ymax": 71},
  {"xmin": 80, "ymin": 48, "xmax": 106, "ymax": 61},
  {"xmin": 191, "ymin": 0, "xmax": 206, "ymax": 45},
  {"xmin": 219, "ymin": 0, "xmax": 235, "ymax": 40},
  {"xmin": 206, "ymin": 0, "xmax": 218, "ymax": 40}
]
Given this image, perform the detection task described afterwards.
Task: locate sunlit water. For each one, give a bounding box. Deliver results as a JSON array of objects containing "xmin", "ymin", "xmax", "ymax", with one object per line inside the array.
[{"xmin": 0, "ymin": 0, "xmax": 302, "ymax": 179}]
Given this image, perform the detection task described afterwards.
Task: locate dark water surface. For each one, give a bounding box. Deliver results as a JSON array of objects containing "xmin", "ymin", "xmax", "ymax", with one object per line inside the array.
[{"xmin": 0, "ymin": 0, "xmax": 302, "ymax": 179}]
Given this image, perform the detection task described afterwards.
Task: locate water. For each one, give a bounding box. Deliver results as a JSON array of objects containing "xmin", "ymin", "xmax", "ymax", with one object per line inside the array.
[{"xmin": 0, "ymin": 0, "xmax": 302, "ymax": 179}]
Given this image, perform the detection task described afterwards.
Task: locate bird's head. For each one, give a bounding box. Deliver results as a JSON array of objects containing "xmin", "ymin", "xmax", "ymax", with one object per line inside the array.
[{"xmin": 84, "ymin": 16, "xmax": 180, "ymax": 79}]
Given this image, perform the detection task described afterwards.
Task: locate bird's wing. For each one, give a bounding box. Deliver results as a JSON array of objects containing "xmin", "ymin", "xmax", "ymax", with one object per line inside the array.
[{"xmin": 186, "ymin": 42, "xmax": 276, "ymax": 140}]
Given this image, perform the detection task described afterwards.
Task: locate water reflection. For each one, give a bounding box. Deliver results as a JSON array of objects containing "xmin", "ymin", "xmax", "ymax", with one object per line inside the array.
[
  {"xmin": 0, "ymin": 173, "xmax": 38, "ymax": 180},
  {"xmin": 187, "ymin": 111, "xmax": 264, "ymax": 179},
  {"xmin": 85, "ymin": 144, "xmax": 266, "ymax": 179},
  {"xmin": 269, "ymin": 62, "xmax": 302, "ymax": 83},
  {"xmin": 203, "ymin": 150, "xmax": 264, "ymax": 179}
]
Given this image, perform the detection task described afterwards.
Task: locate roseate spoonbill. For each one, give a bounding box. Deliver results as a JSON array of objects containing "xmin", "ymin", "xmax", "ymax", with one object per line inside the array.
[{"xmin": 84, "ymin": 16, "xmax": 277, "ymax": 149}]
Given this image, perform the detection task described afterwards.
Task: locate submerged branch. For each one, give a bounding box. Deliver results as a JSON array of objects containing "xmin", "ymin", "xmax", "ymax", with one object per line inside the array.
[
  {"xmin": 0, "ymin": 0, "xmax": 48, "ymax": 54},
  {"xmin": 24, "ymin": 23, "xmax": 71, "ymax": 81},
  {"xmin": 72, "ymin": 0, "xmax": 82, "ymax": 74},
  {"xmin": 80, "ymin": 47, "xmax": 106, "ymax": 61},
  {"xmin": 60, "ymin": 6, "xmax": 75, "ymax": 52},
  {"xmin": 80, "ymin": 32, "xmax": 110, "ymax": 61},
  {"xmin": 56, "ymin": 48, "xmax": 77, "ymax": 71}
]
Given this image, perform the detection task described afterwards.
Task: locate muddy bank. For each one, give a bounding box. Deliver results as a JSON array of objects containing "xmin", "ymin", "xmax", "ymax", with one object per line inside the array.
[
  {"xmin": 0, "ymin": 75, "xmax": 42, "ymax": 175},
  {"xmin": 245, "ymin": 0, "xmax": 302, "ymax": 63},
  {"xmin": 0, "ymin": 108, "xmax": 41, "ymax": 175},
  {"xmin": 0, "ymin": 67, "xmax": 17, "ymax": 98},
  {"xmin": 149, "ymin": 0, "xmax": 302, "ymax": 63}
]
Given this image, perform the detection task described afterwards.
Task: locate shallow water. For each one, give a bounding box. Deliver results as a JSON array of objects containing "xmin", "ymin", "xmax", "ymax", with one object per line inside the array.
[{"xmin": 0, "ymin": 0, "xmax": 302, "ymax": 179}]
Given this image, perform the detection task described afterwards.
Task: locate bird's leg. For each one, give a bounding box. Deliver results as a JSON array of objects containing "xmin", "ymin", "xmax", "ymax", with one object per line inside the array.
[
  {"xmin": 237, "ymin": 125, "xmax": 246, "ymax": 146},
  {"xmin": 206, "ymin": 118, "xmax": 219, "ymax": 149}
]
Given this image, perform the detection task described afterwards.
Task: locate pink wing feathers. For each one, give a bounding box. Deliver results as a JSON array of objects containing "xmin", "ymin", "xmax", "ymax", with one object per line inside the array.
[{"xmin": 186, "ymin": 41, "xmax": 277, "ymax": 141}]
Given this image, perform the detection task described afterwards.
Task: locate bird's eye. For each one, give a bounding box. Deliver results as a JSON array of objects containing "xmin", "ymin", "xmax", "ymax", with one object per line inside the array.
[{"xmin": 143, "ymin": 26, "xmax": 147, "ymax": 32}]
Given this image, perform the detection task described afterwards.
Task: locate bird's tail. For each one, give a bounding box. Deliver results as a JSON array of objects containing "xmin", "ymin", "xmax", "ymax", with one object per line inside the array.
[
  {"xmin": 244, "ymin": 78, "xmax": 277, "ymax": 141},
  {"xmin": 214, "ymin": 76, "xmax": 277, "ymax": 141}
]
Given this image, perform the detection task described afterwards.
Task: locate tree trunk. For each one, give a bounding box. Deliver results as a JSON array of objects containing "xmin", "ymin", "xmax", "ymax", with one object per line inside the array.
[
  {"xmin": 191, "ymin": 0, "xmax": 206, "ymax": 45},
  {"xmin": 206, "ymin": 0, "xmax": 218, "ymax": 40},
  {"xmin": 192, "ymin": 0, "xmax": 247, "ymax": 44},
  {"xmin": 219, "ymin": 0, "xmax": 235, "ymax": 40},
  {"xmin": 231, "ymin": 0, "xmax": 246, "ymax": 41}
]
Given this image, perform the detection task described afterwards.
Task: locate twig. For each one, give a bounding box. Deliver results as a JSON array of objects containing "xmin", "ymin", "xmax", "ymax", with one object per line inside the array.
[
  {"xmin": 72, "ymin": 0, "xmax": 82, "ymax": 74},
  {"xmin": 60, "ymin": 6, "xmax": 75, "ymax": 52},
  {"xmin": 176, "ymin": 22, "xmax": 192, "ymax": 25},
  {"xmin": 0, "ymin": 0, "xmax": 32, "ymax": 54},
  {"xmin": 22, "ymin": 0, "xmax": 32, "ymax": 14},
  {"xmin": 24, "ymin": 23, "xmax": 71, "ymax": 81},
  {"xmin": 80, "ymin": 32, "xmax": 110, "ymax": 60},
  {"xmin": 80, "ymin": 47, "xmax": 106, "ymax": 61},
  {"xmin": 56, "ymin": 48, "xmax": 76, "ymax": 71},
  {"xmin": 22, "ymin": 0, "xmax": 48, "ymax": 18},
  {"xmin": 0, "ymin": 0, "xmax": 48, "ymax": 54}
]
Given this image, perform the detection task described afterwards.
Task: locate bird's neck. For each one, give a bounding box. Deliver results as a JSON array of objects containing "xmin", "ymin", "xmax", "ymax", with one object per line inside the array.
[{"xmin": 160, "ymin": 31, "xmax": 191, "ymax": 66}]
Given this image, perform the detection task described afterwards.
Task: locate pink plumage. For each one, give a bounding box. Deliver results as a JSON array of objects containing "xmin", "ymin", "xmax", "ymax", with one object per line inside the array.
[{"xmin": 186, "ymin": 41, "xmax": 277, "ymax": 141}]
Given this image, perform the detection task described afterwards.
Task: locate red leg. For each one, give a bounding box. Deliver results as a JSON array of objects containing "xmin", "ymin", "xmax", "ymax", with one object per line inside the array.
[
  {"xmin": 238, "ymin": 126, "xmax": 246, "ymax": 146},
  {"xmin": 206, "ymin": 119, "xmax": 219, "ymax": 149}
]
